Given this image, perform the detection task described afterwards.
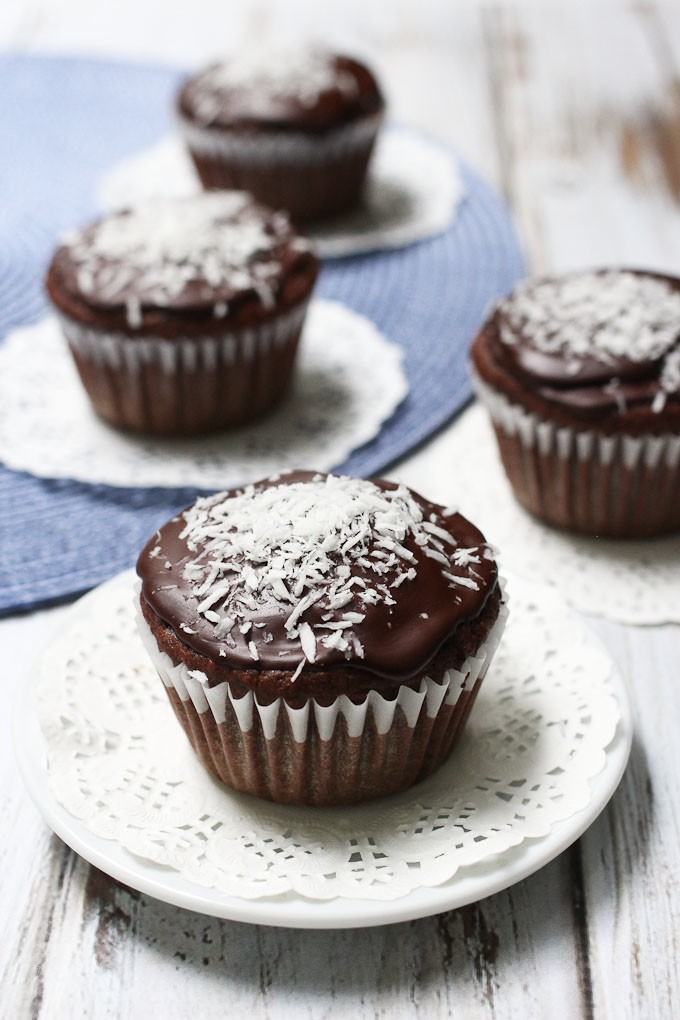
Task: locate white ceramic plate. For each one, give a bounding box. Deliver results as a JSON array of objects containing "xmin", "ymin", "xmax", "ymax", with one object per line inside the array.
[{"xmin": 14, "ymin": 642, "xmax": 632, "ymax": 930}]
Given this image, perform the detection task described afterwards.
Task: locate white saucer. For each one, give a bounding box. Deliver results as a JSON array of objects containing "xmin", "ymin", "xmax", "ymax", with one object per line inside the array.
[
  {"xmin": 14, "ymin": 573, "xmax": 632, "ymax": 930},
  {"xmin": 15, "ymin": 692, "xmax": 630, "ymax": 929}
]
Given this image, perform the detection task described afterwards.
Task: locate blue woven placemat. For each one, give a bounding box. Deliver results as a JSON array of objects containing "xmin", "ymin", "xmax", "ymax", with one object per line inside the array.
[{"xmin": 0, "ymin": 53, "xmax": 524, "ymax": 614}]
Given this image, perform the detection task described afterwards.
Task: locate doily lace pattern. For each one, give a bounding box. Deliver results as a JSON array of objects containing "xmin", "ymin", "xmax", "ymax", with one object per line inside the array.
[
  {"xmin": 36, "ymin": 570, "xmax": 622, "ymax": 902},
  {"xmin": 445, "ymin": 404, "xmax": 680, "ymax": 625},
  {"xmin": 0, "ymin": 301, "xmax": 407, "ymax": 489},
  {"xmin": 98, "ymin": 126, "xmax": 464, "ymax": 259}
]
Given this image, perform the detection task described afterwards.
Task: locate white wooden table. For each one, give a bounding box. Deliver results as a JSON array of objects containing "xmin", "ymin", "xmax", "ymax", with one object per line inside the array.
[{"xmin": 2, "ymin": 2, "xmax": 679, "ymax": 1016}]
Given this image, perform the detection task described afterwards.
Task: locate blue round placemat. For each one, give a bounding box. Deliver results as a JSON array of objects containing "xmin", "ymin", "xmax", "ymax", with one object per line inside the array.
[{"xmin": 0, "ymin": 53, "xmax": 525, "ymax": 614}]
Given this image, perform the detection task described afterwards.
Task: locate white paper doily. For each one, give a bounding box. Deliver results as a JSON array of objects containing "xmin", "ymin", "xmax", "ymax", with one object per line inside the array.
[
  {"xmin": 23, "ymin": 569, "xmax": 628, "ymax": 921},
  {"xmin": 98, "ymin": 126, "xmax": 464, "ymax": 259},
  {"xmin": 0, "ymin": 301, "xmax": 407, "ymax": 489},
  {"xmin": 445, "ymin": 404, "xmax": 680, "ymax": 625}
]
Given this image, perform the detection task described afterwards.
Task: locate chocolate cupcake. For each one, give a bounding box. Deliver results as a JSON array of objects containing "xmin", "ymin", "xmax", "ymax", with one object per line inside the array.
[
  {"xmin": 471, "ymin": 268, "xmax": 680, "ymax": 537},
  {"xmin": 46, "ymin": 192, "xmax": 319, "ymax": 436},
  {"xmin": 136, "ymin": 471, "xmax": 506, "ymax": 806},
  {"xmin": 177, "ymin": 46, "xmax": 385, "ymax": 223}
]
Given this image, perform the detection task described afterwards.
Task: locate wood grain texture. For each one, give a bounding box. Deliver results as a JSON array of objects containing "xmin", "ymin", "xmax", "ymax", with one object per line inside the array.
[
  {"xmin": 2, "ymin": 2, "xmax": 680, "ymax": 1018},
  {"xmin": 482, "ymin": 1, "xmax": 680, "ymax": 274},
  {"xmin": 577, "ymin": 620, "xmax": 680, "ymax": 1020}
]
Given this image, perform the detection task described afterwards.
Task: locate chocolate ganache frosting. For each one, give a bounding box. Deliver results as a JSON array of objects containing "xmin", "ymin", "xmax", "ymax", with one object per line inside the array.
[
  {"xmin": 178, "ymin": 48, "xmax": 384, "ymax": 134},
  {"xmin": 137, "ymin": 472, "xmax": 499, "ymax": 685},
  {"xmin": 475, "ymin": 270, "xmax": 680, "ymax": 430},
  {"xmin": 46, "ymin": 192, "xmax": 317, "ymax": 334}
]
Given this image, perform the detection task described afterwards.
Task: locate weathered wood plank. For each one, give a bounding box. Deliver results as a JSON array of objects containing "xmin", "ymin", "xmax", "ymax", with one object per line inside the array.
[
  {"xmin": 577, "ymin": 620, "xmax": 680, "ymax": 1020},
  {"xmin": 482, "ymin": 1, "xmax": 680, "ymax": 274},
  {"xmin": 5, "ymin": 853, "xmax": 589, "ymax": 1020},
  {"xmin": 1, "ymin": 2, "xmax": 680, "ymax": 1019}
]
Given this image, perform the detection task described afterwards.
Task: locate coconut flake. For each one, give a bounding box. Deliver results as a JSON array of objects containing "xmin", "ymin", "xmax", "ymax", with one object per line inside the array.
[
  {"xmin": 64, "ymin": 193, "xmax": 294, "ymax": 310},
  {"xmin": 499, "ymin": 271, "xmax": 680, "ymax": 373},
  {"xmin": 175, "ymin": 475, "xmax": 488, "ymax": 666},
  {"xmin": 290, "ymin": 657, "xmax": 306, "ymax": 683},
  {"xmin": 443, "ymin": 573, "xmax": 479, "ymax": 591},
  {"xmin": 298, "ymin": 622, "xmax": 317, "ymax": 663},
  {"xmin": 660, "ymin": 348, "xmax": 680, "ymax": 395},
  {"xmin": 191, "ymin": 46, "xmax": 359, "ymax": 125},
  {"xmin": 453, "ymin": 548, "xmax": 482, "ymax": 568}
]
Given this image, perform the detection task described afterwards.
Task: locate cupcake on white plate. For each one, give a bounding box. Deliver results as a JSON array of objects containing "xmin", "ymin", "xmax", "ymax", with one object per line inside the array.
[
  {"xmin": 136, "ymin": 471, "xmax": 507, "ymax": 806},
  {"xmin": 177, "ymin": 46, "xmax": 385, "ymax": 223}
]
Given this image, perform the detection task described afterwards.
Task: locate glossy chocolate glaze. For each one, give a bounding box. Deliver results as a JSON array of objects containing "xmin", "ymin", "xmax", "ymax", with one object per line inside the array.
[
  {"xmin": 178, "ymin": 54, "xmax": 384, "ymax": 134},
  {"xmin": 137, "ymin": 472, "xmax": 499, "ymax": 683},
  {"xmin": 486, "ymin": 330, "xmax": 678, "ymax": 414},
  {"xmin": 46, "ymin": 196, "xmax": 318, "ymax": 335},
  {"xmin": 473, "ymin": 269, "xmax": 680, "ymax": 426}
]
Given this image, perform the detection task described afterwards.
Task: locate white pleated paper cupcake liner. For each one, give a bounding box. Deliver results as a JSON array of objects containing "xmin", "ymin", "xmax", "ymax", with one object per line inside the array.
[
  {"xmin": 473, "ymin": 373, "xmax": 680, "ymax": 536},
  {"xmin": 57, "ymin": 300, "xmax": 309, "ymax": 434},
  {"xmin": 135, "ymin": 591, "xmax": 508, "ymax": 805},
  {"xmin": 178, "ymin": 113, "xmax": 382, "ymax": 165},
  {"xmin": 59, "ymin": 302, "xmax": 307, "ymax": 373}
]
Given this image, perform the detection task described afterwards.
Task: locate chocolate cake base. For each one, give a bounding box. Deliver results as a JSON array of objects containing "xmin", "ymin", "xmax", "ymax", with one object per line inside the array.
[
  {"xmin": 163, "ymin": 675, "xmax": 486, "ymax": 806},
  {"xmin": 60, "ymin": 304, "xmax": 306, "ymax": 436},
  {"xmin": 181, "ymin": 116, "xmax": 382, "ymax": 224},
  {"xmin": 473, "ymin": 372, "xmax": 680, "ymax": 538},
  {"xmin": 138, "ymin": 587, "xmax": 504, "ymax": 806},
  {"xmin": 491, "ymin": 418, "xmax": 680, "ymax": 538}
]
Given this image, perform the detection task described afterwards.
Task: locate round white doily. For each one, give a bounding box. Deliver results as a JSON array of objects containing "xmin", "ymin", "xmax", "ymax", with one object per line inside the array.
[
  {"xmin": 0, "ymin": 301, "xmax": 407, "ymax": 489},
  {"xmin": 29, "ymin": 569, "xmax": 626, "ymax": 908},
  {"xmin": 444, "ymin": 404, "xmax": 680, "ymax": 625},
  {"xmin": 98, "ymin": 126, "xmax": 464, "ymax": 259}
]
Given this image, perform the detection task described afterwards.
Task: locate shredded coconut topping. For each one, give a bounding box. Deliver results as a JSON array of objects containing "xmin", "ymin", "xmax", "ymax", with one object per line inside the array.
[
  {"xmin": 499, "ymin": 271, "xmax": 680, "ymax": 376},
  {"xmin": 660, "ymin": 348, "xmax": 680, "ymax": 394},
  {"xmin": 191, "ymin": 46, "xmax": 359, "ymax": 124},
  {"xmin": 178, "ymin": 475, "xmax": 482, "ymax": 671},
  {"xmin": 63, "ymin": 193, "xmax": 297, "ymax": 322}
]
